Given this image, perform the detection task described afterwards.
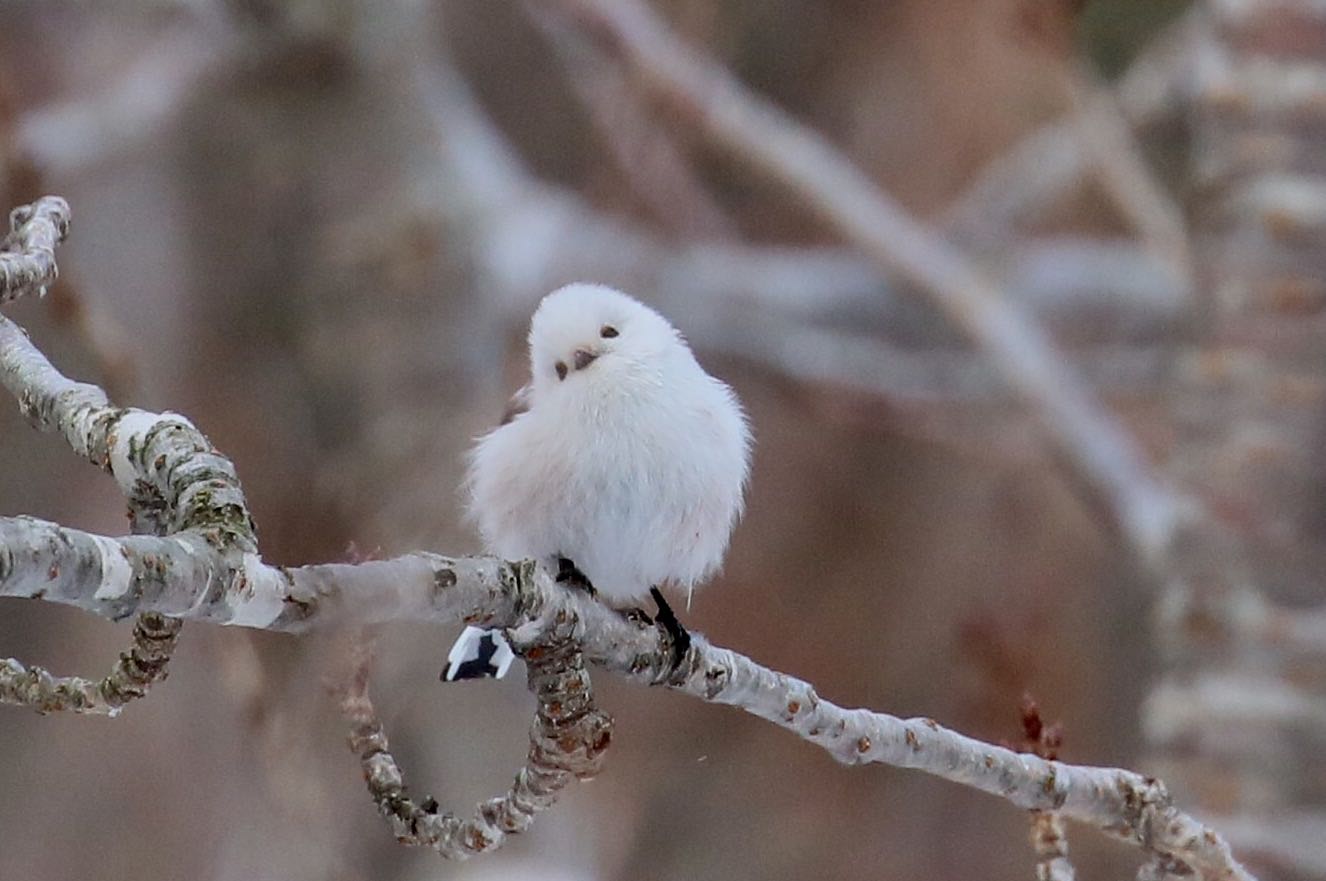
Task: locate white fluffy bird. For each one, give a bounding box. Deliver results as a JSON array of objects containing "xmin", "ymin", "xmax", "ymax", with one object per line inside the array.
[{"xmin": 443, "ymin": 283, "xmax": 751, "ymax": 680}]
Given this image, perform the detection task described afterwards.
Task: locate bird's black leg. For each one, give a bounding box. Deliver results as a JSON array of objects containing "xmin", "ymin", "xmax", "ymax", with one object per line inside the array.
[
  {"xmin": 649, "ymin": 586, "xmax": 691, "ymax": 673},
  {"xmin": 556, "ymin": 556, "xmax": 596, "ymax": 597}
]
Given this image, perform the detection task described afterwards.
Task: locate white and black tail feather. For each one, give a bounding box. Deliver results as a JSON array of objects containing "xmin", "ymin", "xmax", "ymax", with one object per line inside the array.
[{"xmin": 442, "ymin": 626, "xmax": 516, "ymax": 681}]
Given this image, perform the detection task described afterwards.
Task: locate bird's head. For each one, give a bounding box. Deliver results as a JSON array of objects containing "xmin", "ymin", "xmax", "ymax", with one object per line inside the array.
[{"xmin": 528, "ymin": 284, "xmax": 683, "ymax": 393}]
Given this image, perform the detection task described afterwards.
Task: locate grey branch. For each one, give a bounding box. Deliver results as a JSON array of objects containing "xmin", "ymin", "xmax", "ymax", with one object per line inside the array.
[
  {"xmin": 13, "ymin": 11, "xmax": 1189, "ymax": 419},
  {"xmin": 0, "ymin": 196, "xmax": 69, "ymax": 305},
  {"xmin": 401, "ymin": 30, "xmax": 1184, "ymax": 423}
]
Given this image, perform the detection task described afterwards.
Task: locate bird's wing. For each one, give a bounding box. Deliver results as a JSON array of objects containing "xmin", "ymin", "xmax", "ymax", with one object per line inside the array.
[{"xmin": 499, "ymin": 383, "xmax": 533, "ymax": 425}]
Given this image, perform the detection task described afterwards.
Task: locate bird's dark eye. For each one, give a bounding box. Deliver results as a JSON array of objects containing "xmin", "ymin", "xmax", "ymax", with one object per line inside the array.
[
  {"xmin": 600, "ymin": 324, "xmax": 619, "ymax": 339},
  {"xmin": 555, "ymin": 361, "xmax": 568, "ymax": 381}
]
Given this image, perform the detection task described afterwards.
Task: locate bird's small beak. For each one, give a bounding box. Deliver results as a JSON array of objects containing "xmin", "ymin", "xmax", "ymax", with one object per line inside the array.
[{"xmin": 572, "ymin": 348, "xmax": 598, "ymax": 371}]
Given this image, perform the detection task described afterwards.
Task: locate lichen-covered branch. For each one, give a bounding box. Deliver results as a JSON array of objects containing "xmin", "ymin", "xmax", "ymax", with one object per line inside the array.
[
  {"xmin": 0, "ymin": 312, "xmax": 256, "ymax": 550},
  {"xmin": 0, "ymin": 612, "xmax": 179, "ymax": 715},
  {"xmin": 650, "ymin": 638, "xmax": 1253, "ymax": 881},
  {"xmin": 547, "ymin": 0, "xmax": 1191, "ymax": 570},
  {"xmin": 1, "ymin": 198, "xmax": 254, "ymax": 713},
  {"xmin": 0, "ymin": 195, "xmax": 68, "ymax": 305},
  {"xmin": 0, "ymin": 508, "xmax": 1254, "ymax": 874},
  {"xmin": 342, "ymin": 617, "xmax": 611, "ymax": 859}
]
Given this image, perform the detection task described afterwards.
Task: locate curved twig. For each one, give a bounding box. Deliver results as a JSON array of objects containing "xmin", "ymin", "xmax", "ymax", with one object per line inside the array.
[
  {"xmin": 0, "ymin": 612, "xmax": 180, "ymax": 715},
  {"xmin": 342, "ymin": 619, "xmax": 611, "ymax": 859}
]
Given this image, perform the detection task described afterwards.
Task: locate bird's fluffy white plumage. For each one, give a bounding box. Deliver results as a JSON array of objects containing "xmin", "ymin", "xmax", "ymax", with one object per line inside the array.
[{"xmin": 467, "ymin": 283, "xmax": 750, "ymax": 603}]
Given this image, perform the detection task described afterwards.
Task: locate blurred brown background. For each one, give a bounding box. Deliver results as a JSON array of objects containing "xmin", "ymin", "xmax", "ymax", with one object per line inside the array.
[{"xmin": 2, "ymin": 1, "xmax": 1320, "ymax": 880}]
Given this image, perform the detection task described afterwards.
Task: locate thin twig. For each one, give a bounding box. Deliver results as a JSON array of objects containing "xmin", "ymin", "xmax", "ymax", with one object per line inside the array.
[
  {"xmin": 0, "ymin": 612, "xmax": 180, "ymax": 715},
  {"xmin": 1062, "ymin": 67, "xmax": 1193, "ymax": 284},
  {"xmin": 1017, "ymin": 695, "xmax": 1076, "ymax": 881},
  {"xmin": 341, "ymin": 622, "xmax": 611, "ymax": 859},
  {"xmin": 528, "ymin": 3, "xmax": 737, "ymax": 239}
]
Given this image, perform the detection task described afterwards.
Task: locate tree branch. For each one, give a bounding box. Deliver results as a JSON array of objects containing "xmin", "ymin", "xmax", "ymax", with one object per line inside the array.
[
  {"xmin": 0, "ymin": 195, "xmax": 68, "ymax": 305},
  {"xmin": 1030, "ymin": 811, "xmax": 1075, "ymax": 881},
  {"xmin": 0, "ymin": 612, "xmax": 179, "ymax": 715}
]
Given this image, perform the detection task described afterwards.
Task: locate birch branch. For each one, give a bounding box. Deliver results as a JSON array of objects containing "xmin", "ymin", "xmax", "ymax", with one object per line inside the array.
[
  {"xmin": 0, "ymin": 315, "xmax": 256, "ymax": 549},
  {"xmin": 544, "ymin": 0, "xmax": 1190, "ymax": 570},
  {"xmin": 0, "ymin": 188, "xmax": 614, "ymax": 843},
  {"xmin": 0, "ymin": 197, "xmax": 196, "ymax": 712}
]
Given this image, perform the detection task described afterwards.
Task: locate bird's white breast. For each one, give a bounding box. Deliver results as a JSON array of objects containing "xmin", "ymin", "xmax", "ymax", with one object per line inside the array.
[{"xmin": 468, "ymin": 356, "xmax": 747, "ymax": 603}]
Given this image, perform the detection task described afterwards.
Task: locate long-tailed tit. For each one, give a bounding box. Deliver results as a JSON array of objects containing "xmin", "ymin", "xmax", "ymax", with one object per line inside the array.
[{"xmin": 443, "ymin": 283, "xmax": 751, "ymax": 680}]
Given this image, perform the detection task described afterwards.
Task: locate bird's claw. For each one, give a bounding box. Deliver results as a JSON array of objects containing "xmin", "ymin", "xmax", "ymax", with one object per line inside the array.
[
  {"xmin": 556, "ymin": 556, "xmax": 597, "ymax": 596},
  {"xmin": 649, "ymin": 586, "xmax": 691, "ymax": 675}
]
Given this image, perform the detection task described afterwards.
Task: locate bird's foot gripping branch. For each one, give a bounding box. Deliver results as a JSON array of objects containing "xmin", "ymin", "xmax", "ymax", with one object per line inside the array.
[{"xmin": 0, "ymin": 196, "xmax": 1258, "ymax": 879}]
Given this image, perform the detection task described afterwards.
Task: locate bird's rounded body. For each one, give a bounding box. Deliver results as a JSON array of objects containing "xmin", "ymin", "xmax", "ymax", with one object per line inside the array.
[{"xmin": 467, "ymin": 284, "xmax": 749, "ymax": 603}]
